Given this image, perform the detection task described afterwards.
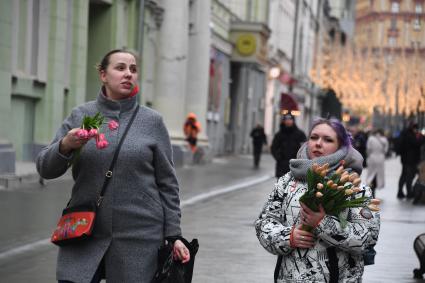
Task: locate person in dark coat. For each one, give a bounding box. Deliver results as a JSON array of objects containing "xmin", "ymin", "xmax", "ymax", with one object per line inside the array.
[
  {"xmin": 271, "ymin": 113, "xmax": 307, "ymax": 178},
  {"xmin": 397, "ymin": 122, "xmax": 425, "ymax": 198},
  {"xmin": 250, "ymin": 124, "xmax": 267, "ymax": 169},
  {"xmin": 351, "ymin": 125, "xmax": 368, "ymax": 168}
]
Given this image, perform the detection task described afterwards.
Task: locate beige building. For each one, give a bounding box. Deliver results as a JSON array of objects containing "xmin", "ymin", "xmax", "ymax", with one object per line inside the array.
[
  {"xmin": 355, "ymin": 0, "xmax": 425, "ymax": 129},
  {"xmin": 355, "ymin": 0, "xmax": 425, "ymax": 50}
]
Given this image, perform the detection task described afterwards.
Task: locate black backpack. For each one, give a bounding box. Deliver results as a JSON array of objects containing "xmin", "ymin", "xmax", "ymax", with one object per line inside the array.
[{"xmin": 393, "ymin": 135, "xmax": 404, "ymax": 155}]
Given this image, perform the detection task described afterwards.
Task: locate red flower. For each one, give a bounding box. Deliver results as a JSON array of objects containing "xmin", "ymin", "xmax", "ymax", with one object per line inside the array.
[
  {"xmin": 130, "ymin": 85, "xmax": 139, "ymax": 97},
  {"xmin": 108, "ymin": 120, "xmax": 119, "ymax": 131}
]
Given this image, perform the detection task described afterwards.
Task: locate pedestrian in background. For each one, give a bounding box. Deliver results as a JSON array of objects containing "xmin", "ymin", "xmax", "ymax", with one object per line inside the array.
[
  {"xmin": 366, "ymin": 128, "xmax": 389, "ymax": 197},
  {"xmin": 350, "ymin": 125, "xmax": 368, "ymax": 168},
  {"xmin": 397, "ymin": 121, "xmax": 424, "ymax": 199},
  {"xmin": 36, "ymin": 49, "xmax": 190, "ymax": 283},
  {"xmin": 183, "ymin": 112, "xmax": 201, "ymax": 153},
  {"xmin": 271, "ymin": 113, "xmax": 306, "ymax": 178},
  {"xmin": 250, "ymin": 123, "xmax": 267, "ymax": 169},
  {"xmin": 255, "ymin": 117, "xmax": 380, "ymax": 283}
]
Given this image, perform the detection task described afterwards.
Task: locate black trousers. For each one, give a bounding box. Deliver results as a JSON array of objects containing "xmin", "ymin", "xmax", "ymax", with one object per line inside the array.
[
  {"xmin": 398, "ymin": 164, "xmax": 417, "ymax": 197},
  {"xmin": 253, "ymin": 145, "xmax": 263, "ymax": 168}
]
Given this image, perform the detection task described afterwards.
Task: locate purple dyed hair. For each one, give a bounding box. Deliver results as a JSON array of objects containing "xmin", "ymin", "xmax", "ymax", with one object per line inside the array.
[{"xmin": 309, "ymin": 118, "xmax": 352, "ymax": 148}]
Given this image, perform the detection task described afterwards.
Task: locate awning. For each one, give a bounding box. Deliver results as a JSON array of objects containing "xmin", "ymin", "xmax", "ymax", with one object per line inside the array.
[
  {"xmin": 280, "ymin": 93, "xmax": 299, "ymax": 112},
  {"xmin": 279, "ymin": 72, "xmax": 297, "ymax": 85}
]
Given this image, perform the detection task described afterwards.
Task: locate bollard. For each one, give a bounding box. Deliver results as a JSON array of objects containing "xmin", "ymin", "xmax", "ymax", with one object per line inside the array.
[{"xmin": 413, "ymin": 233, "xmax": 425, "ymax": 279}]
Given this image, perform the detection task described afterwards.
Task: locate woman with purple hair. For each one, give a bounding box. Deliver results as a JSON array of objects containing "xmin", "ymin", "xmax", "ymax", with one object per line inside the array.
[{"xmin": 255, "ymin": 118, "xmax": 380, "ymax": 282}]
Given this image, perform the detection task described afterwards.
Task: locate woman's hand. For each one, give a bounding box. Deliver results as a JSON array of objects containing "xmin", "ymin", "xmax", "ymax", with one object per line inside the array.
[
  {"xmin": 290, "ymin": 225, "xmax": 316, "ymax": 249},
  {"xmin": 59, "ymin": 128, "xmax": 89, "ymax": 155},
  {"xmin": 300, "ymin": 202, "xmax": 325, "ymax": 229},
  {"xmin": 173, "ymin": 240, "xmax": 190, "ymax": 263}
]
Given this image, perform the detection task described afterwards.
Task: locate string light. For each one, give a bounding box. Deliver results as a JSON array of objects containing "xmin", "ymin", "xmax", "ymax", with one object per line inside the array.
[{"xmin": 311, "ymin": 37, "xmax": 425, "ymax": 116}]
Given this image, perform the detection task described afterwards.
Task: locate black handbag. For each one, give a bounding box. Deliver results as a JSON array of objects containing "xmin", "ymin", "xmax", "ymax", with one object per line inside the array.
[
  {"xmin": 51, "ymin": 107, "xmax": 139, "ymax": 246},
  {"xmin": 151, "ymin": 237, "xmax": 199, "ymax": 283}
]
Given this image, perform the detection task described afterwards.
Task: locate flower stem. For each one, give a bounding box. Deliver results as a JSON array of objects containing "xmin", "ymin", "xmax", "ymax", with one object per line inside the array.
[{"xmin": 301, "ymin": 224, "xmax": 313, "ymax": 232}]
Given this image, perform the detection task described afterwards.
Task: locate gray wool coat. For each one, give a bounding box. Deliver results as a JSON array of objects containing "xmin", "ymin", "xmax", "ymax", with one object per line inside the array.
[{"xmin": 36, "ymin": 91, "xmax": 182, "ymax": 283}]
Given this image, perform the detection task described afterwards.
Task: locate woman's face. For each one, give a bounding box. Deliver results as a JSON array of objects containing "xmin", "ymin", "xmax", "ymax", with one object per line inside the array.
[
  {"xmin": 308, "ymin": 123, "xmax": 340, "ymax": 158},
  {"xmin": 100, "ymin": 52, "xmax": 138, "ymax": 100}
]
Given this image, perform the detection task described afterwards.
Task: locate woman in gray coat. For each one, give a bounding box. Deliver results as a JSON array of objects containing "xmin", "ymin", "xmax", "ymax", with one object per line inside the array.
[{"xmin": 36, "ymin": 49, "xmax": 190, "ymax": 283}]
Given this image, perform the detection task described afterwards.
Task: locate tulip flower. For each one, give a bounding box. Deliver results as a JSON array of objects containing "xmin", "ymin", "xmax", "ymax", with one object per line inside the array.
[
  {"xmin": 75, "ymin": 129, "xmax": 89, "ymax": 139},
  {"xmin": 88, "ymin": 128, "xmax": 98, "ymax": 138},
  {"xmin": 368, "ymin": 204, "xmax": 380, "ymax": 211},
  {"xmin": 300, "ymin": 162, "xmax": 370, "ymax": 230},
  {"xmin": 353, "ymin": 178, "xmax": 362, "ymax": 186},
  {"xmin": 349, "ymin": 173, "xmax": 359, "ymax": 182},
  {"xmin": 108, "ymin": 120, "xmax": 119, "ymax": 131},
  {"xmin": 335, "ymin": 166, "xmax": 344, "ymax": 175},
  {"xmin": 96, "ymin": 139, "xmax": 109, "ymax": 149},
  {"xmin": 69, "ymin": 112, "xmax": 113, "ymax": 166}
]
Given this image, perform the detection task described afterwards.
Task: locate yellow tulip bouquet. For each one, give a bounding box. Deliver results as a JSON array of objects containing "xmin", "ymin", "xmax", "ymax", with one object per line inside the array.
[{"xmin": 299, "ymin": 162, "xmax": 380, "ymax": 231}]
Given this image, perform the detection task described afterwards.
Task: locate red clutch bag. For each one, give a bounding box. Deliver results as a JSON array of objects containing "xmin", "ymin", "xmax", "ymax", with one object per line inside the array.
[{"xmin": 51, "ymin": 203, "xmax": 96, "ymax": 246}]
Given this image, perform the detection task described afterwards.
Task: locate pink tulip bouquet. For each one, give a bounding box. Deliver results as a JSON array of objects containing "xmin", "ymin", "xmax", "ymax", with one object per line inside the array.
[
  {"xmin": 299, "ymin": 162, "xmax": 380, "ymax": 231},
  {"xmin": 70, "ymin": 112, "xmax": 119, "ymax": 165}
]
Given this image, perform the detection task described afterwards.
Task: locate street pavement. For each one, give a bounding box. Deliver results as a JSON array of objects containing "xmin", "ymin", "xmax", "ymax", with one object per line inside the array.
[{"xmin": 0, "ymin": 154, "xmax": 424, "ymax": 282}]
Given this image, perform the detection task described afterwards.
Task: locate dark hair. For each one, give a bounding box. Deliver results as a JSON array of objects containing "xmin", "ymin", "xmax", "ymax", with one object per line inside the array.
[
  {"xmin": 309, "ymin": 117, "xmax": 352, "ymax": 147},
  {"xmin": 96, "ymin": 49, "xmax": 137, "ymax": 72},
  {"xmin": 374, "ymin": 128, "xmax": 384, "ymax": 135}
]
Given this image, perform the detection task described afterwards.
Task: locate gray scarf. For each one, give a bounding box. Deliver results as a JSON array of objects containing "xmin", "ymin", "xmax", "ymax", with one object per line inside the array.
[{"xmin": 289, "ymin": 142, "xmax": 364, "ymax": 180}]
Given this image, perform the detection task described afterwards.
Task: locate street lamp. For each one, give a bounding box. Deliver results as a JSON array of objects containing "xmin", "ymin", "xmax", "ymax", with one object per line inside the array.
[{"xmin": 269, "ymin": 67, "xmax": 280, "ymax": 79}]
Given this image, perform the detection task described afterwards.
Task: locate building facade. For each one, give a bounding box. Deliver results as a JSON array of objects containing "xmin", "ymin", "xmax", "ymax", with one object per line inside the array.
[
  {"xmin": 207, "ymin": 0, "xmax": 270, "ymax": 155},
  {"xmin": 355, "ymin": 0, "xmax": 425, "ymax": 131},
  {"xmin": 0, "ymin": 0, "xmax": 90, "ymax": 173},
  {"xmin": 0, "ymin": 0, "xmax": 212, "ymax": 173}
]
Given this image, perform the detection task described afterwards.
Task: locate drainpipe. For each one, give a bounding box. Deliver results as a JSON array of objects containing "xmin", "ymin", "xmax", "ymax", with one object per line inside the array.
[
  {"xmin": 138, "ymin": 0, "xmax": 146, "ymax": 99},
  {"xmin": 289, "ymin": 0, "xmax": 300, "ymax": 93}
]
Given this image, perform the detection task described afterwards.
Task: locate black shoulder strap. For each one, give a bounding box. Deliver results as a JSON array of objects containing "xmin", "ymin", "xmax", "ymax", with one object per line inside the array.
[
  {"xmin": 97, "ymin": 106, "xmax": 139, "ymax": 206},
  {"xmin": 274, "ymin": 255, "xmax": 283, "ymax": 283},
  {"xmin": 327, "ymin": 247, "xmax": 339, "ymax": 283}
]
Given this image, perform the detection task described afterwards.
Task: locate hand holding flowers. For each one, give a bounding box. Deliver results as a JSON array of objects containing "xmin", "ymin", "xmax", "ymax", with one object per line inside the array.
[{"xmin": 60, "ymin": 112, "xmax": 119, "ymax": 165}]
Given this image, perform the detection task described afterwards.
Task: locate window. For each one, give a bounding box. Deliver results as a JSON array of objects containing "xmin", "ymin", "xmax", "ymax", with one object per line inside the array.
[
  {"xmin": 11, "ymin": 0, "xmax": 49, "ymax": 81},
  {"xmin": 414, "ymin": 17, "xmax": 421, "ymax": 30},
  {"xmin": 391, "ymin": 18, "xmax": 397, "ymax": 29},
  {"xmin": 189, "ymin": 0, "xmax": 198, "ymax": 34},
  {"xmin": 416, "ymin": 3, "xmax": 423, "ymax": 13},
  {"xmin": 391, "ymin": 1, "xmax": 400, "ymax": 13},
  {"xmin": 412, "ymin": 41, "xmax": 421, "ymax": 48},
  {"xmin": 388, "ymin": 36, "xmax": 396, "ymax": 46}
]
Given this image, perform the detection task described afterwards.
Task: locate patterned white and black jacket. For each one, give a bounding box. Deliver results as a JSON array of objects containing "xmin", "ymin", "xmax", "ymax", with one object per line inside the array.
[{"xmin": 255, "ymin": 173, "xmax": 380, "ymax": 283}]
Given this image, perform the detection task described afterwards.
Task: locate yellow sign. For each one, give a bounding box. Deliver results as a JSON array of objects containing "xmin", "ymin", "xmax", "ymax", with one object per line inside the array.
[{"xmin": 236, "ymin": 34, "xmax": 256, "ymax": 56}]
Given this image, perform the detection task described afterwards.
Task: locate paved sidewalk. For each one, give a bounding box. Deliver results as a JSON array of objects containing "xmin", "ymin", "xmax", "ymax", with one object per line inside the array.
[
  {"xmin": 1, "ymin": 154, "xmax": 425, "ymax": 282},
  {"xmin": 361, "ymin": 156, "xmax": 425, "ymax": 282},
  {"xmin": 0, "ymin": 153, "xmax": 275, "ymax": 282}
]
